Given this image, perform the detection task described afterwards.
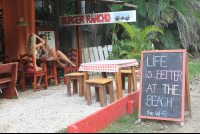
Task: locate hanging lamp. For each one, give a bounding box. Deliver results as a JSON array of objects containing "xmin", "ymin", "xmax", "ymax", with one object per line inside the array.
[{"xmin": 15, "ymin": 0, "xmax": 27, "ymax": 26}]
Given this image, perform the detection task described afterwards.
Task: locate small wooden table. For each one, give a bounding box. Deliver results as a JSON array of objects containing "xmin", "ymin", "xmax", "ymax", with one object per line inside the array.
[
  {"xmin": 79, "ymin": 59, "xmax": 139, "ymax": 100},
  {"xmin": 36, "ymin": 57, "xmax": 61, "ymax": 85}
]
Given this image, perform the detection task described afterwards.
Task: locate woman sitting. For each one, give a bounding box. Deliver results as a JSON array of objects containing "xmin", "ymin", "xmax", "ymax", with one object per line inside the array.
[
  {"xmin": 36, "ymin": 34, "xmax": 76, "ymax": 67},
  {"xmin": 26, "ymin": 33, "xmax": 45, "ymax": 86}
]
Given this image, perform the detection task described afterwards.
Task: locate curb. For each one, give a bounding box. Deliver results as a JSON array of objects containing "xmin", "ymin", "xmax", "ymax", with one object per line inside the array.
[{"xmin": 67, "ymin": 91, "xmax": 139, "ymax": 133}]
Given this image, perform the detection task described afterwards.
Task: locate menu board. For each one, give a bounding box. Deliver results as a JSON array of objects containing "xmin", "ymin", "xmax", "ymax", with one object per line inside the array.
[{"xmin": 138, "ymin": 50, "xmax": 187, "ymax": 122}]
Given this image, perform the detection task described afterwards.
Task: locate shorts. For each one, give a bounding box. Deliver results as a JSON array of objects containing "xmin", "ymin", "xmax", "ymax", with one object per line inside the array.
[{"xmin": 27, "ymin": 66, "xmax": 37, "ymax": 72}]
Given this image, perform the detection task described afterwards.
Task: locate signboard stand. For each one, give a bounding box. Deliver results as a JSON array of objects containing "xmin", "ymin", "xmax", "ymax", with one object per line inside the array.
[{"xmin": 138, "ymin": 50, "xmax": 191, "ymax": 126}]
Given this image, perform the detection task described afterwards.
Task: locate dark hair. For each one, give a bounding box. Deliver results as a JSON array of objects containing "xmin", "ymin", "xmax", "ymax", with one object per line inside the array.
[
  {"xmin": 39, "ymin": 34, "xmax": 49, "ymax": 50},
  {"xmin": 39, "ymin": 34, "xmax": 46, "ymax": 38},
  {"xmin": 36, "ymin": 34, "xmax": 46, "ymax": 44}
]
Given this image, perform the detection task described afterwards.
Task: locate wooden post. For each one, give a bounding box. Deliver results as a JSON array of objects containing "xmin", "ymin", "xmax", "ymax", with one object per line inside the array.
[
  {"xmin": 75, "ymin": 1, "xmax": 82, "ymax": 68},
  {"xmin": 185, "ymin": 54, "xmax": 191, "ymax": 115}
]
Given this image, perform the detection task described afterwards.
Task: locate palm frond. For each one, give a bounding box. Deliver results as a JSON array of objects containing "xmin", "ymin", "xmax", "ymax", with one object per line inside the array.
[
  {"xmin": 158, "ymin": 0, "xmax": 169, "ymax": 12},
  {"xmin": 193, "ymin": 9, "xmax": 200, "ymax": 27},
  {"xmin": 157, "ymin": 29, "xmax": 176, "ymax": 49},
  {"xmin": 144, "ymin": 37, "xmax": 159, "ymax": 43},
  {"xmin": 146, "ymin": 0, "xmax": 159, "ymax": 22},
  {"xmin": 138, "ymin": 25, "xmax": 164, "ymax": 42},
  {"xmin": 136, "ymin": 0, "xmax": 147, "ymax": 17},
  {"xmin": 172, "ymin": 1, "xmax": 193, "ymax": 31},
  {"xmin": 117, "ymin": 22, "xmax": 134, "ymax": 39},
  {"xmin": 160, "ymin": 7, "xmax": 174, "ymax": 24}
]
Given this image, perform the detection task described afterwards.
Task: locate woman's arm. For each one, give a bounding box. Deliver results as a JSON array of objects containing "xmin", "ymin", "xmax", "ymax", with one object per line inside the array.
[{"xmin": 32, "ymin": 33, "xmax": 45, "ymax": 48}]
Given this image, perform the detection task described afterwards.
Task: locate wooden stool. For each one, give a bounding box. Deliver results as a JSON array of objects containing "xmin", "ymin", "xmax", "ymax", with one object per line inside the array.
[
  {"xmin": 85, "ymin": 78, "xmax": 115, "ymax": 107},
  {"xmin": 65, "ymin": 73, "xmax": 84, "ymax": 97},
  {"xmin": 121, "ymin": 69, "xmax": 139, "ymax": 93}
]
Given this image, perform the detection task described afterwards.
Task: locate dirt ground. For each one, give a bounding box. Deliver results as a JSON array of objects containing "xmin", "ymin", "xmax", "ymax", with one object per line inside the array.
[
  {"xmin": 149, "ymin": 56, "xmax": 200, "ymax": 133},
  {"xmin": 156, "ymin": 78, "xmax": 200, "ymax": 133}
]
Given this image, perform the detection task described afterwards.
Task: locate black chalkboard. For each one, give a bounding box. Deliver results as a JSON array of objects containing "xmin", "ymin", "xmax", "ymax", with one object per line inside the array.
[{"xmin": 139, "ymin": 50, "xmax": 186, "ymax": 121}]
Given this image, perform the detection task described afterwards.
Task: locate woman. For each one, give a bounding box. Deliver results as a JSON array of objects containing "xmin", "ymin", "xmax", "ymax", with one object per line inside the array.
[
  {"xmin": 36, "ymin": 34, "xmax": 76, "ymax": 67},
  {"xmin": 26, "ymin": 33, "xmax": 45, "ymax": 86}
]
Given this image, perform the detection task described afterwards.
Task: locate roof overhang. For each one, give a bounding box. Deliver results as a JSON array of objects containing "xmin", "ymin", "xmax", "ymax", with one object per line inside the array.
[{"xmin": 74, "ymin": 0, "xmax": 138, "ymax": 8}]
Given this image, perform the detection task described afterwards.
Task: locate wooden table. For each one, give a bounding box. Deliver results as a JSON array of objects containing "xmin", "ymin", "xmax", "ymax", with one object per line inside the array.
[
  {"xmin": 13, "ymin": 57, "xmax": 61, "ymax": 86},
  {"xmin": 79, "ymin": 59, "xmax": 139, "ymax": 100},
  {"xmin": 36, "ymin": 57, "xmax": 61, "ymax": 85}
]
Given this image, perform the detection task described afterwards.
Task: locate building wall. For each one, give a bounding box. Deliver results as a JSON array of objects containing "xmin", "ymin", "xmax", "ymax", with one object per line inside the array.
[{"xmin": 3, "ymin": 0, "xmax": 35, "ymax": 59}]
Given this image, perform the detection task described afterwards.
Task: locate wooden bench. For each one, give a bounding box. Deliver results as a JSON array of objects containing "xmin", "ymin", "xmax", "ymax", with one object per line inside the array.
[
  {"xmin": 121, "ymin": 69, "xmax": 139, "ymax": 93},
  {"xmin": 65, "ymin": 73, "xmax": 84, "ymax": 97},
  {"xmin": 85, "ymin": 78, "xmax": 114, "ymax": 107},
  {"xmin": 0, "ymin": 62, "xmax": 18, "ymax": 99}
]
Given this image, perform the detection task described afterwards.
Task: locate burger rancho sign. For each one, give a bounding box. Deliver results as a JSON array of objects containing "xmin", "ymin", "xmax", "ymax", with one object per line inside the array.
[{"xmin": 59, "ymin": 10, "xmax": 136, "ymax": 26}]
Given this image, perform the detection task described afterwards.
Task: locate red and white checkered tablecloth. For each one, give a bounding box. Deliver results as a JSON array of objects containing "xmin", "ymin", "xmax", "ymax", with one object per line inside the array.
[{"xmin": 79, "ymin": 59, "xmax": 139, "ymax": 72}]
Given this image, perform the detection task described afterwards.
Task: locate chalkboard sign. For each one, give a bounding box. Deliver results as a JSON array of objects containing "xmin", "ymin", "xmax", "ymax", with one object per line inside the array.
[{"xmin": 138, "ymin": 50, "xmax": 187, "ymax": 122}]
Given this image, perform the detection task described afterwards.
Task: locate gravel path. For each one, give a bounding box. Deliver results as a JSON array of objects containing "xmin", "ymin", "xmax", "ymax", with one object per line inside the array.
[{"xmin": 0, "ymin": 74, "xmax": 140, "ymax": 133}]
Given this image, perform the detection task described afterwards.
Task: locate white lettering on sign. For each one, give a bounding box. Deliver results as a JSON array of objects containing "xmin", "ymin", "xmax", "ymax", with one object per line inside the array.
[
  {"xmin": 147, "ymin": 55, "xmax": 167, "ymax": 67},
  {"xmin": 145, "ymin": 95, "xmax": 173, "ymax": 108}
]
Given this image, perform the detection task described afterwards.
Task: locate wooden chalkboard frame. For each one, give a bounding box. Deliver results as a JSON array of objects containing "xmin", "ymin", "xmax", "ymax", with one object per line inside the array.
[{"xmin": 138, "ymin": 49, "xmax": 191, "ymax": 122}]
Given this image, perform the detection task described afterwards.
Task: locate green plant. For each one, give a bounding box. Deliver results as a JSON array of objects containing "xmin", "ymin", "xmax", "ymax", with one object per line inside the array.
[
  {"xmin": 107, "ymin": 0, "xmax": 200, "ymax": 53},
  {"xmin": 35, "ymin": 0, "xmax": 57, "ymax": 29},
  {"xmin": 188, "ymin": 61, "xmax": 200, "ymax": 81},
  {"xmin": 107, "ymin": 22, "xmax": 164, "ymax": 64}
]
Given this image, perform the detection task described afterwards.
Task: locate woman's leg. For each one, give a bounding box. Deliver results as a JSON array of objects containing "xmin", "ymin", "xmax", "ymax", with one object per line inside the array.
[
  {"xmin": 49, "ymin": 48, "xmax": 76, "ymax": 67},
  {"xmin": 56, "ymin": 50, "xmax": 76, "ymax": 67},
  {"xmin": 49, "ymin": 48, "xmax": 66, "ymax": 67},
  {"xmin": 36, "ymin": 67, "xmax": 43, "ymax": 86}
]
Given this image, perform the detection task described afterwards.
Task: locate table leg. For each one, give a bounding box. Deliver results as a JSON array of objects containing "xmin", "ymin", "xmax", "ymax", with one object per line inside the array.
[
  {"xmin": 99, "ymin": 84, "xmax": 107, "ymax": 107},
  {"xmin": 95, "ymin": 87, "xmax": 100, "ymax": 102},
  {"xmin": 67, "ymin": 76, "xmax": 71, "ymax": 96},
  {"xmin": 86, "ymin": 83, "xmax": 91, "ymax": 105},
  {"xmin": 102, "ymin": 72, "xmax": 109, "ymax": 94},
  {"xmin": 79, "ymin": 76, "xmax": 84, "ymax": 97},
  {"xmin": 131, "ymin": 66, "xmax": 137, "ymax": 92},
  {"xmin": 73, "ymin": 79, "xmax": 78, "ymax": 94},
  {"xmin": 109, "ymin": 81, "xmax": 114, "ymax": 103},
  {"xmin": 43, "ymin": 62, "xmax": 48, "ymax": 88},
  {"xmin": 128, "ymin": 74, "xmax": 132, "ymax": 93},
  {"xmin": 115, "ymin": 68, "xmax": 122, "ymax": 100},
  {"xmin": 52, "ymin": 61, "xmax": 58, "ymax": 85},
  {"xmin": 84, "ymin": 71, "xmax": 89, "ymax": 99}
]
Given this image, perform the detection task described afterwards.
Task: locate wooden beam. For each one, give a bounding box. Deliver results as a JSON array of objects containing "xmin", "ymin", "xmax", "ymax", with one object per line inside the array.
[{"xmin": 75, "ymin": 1, "xmax": 82, "ymax": 68}]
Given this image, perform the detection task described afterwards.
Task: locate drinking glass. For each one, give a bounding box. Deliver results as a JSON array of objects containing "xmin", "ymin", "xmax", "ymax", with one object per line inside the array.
[{"xmin": 36, "ymin": 54, "xmax": 39, "ymax": 58}]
